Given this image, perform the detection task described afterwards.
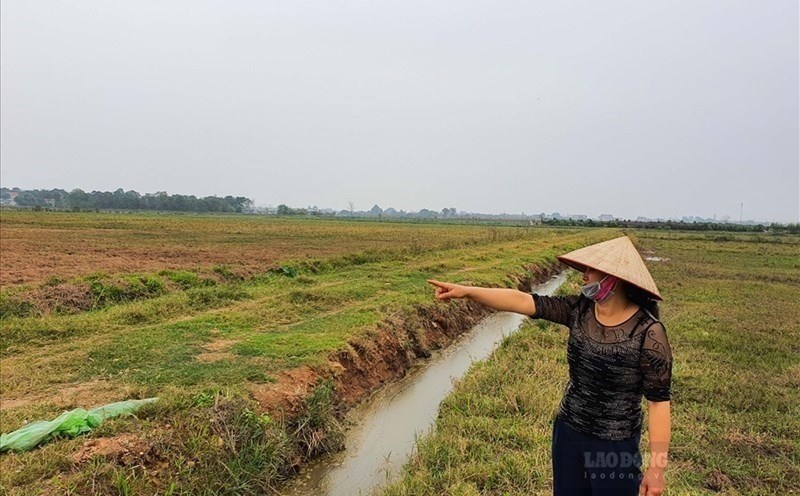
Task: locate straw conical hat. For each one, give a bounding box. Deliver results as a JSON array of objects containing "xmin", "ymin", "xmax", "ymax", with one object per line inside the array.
[{"xmin": 557, "ymin": 236, "xmax": 663, "ymax": 300}]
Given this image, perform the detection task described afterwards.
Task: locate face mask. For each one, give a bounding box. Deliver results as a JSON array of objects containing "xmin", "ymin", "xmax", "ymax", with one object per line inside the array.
[{"xmin": 581, "ymin": 275, "xmax": 619, "ymax": 302}]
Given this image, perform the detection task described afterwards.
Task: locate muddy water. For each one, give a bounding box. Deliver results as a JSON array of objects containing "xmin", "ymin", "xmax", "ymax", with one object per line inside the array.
[{"xmin": 284, "ymin": 272, "xmax": 569, "ymax": 496}]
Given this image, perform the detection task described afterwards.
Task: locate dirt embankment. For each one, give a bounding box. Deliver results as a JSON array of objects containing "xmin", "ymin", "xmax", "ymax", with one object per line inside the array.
[
  {"xmin": 251, "ymin": 261, "xmax": 560, "ymax": 418},
  {"xmin": 67, "ymin": 261, "xmax": 561, "ymax": 485}
]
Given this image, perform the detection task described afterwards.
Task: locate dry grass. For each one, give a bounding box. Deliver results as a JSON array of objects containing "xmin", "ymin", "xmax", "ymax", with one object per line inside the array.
[{"xmin": 1, "ymin": 211, "xmax": 538, "ymax": 287}]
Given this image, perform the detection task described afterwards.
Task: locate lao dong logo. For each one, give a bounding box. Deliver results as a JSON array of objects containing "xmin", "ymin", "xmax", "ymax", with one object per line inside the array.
[{"xmin": 583, "ymin": 451, "xmax": 644, "ymax": 480}]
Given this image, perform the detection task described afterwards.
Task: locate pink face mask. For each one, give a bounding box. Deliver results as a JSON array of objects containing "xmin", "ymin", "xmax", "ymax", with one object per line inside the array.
[{"xmin": 580, "ymin": 275, "xmax": 620, "ymax": 302}]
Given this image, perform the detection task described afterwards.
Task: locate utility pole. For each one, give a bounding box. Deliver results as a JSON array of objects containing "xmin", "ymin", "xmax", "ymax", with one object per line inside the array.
[{"xmin": 740, "ymin": 203, "xmax": 743, "ymax": 224}]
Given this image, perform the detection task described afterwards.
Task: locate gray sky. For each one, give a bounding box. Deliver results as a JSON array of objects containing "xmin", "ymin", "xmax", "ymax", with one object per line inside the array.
[{"xmin": 2, "ymin": 0, "xmax": 798, "ymax": 222}]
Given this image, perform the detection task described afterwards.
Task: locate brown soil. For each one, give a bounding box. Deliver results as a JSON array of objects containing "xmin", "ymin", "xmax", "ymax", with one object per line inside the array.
[
  {"xmin": 71, "ymin": 433, "xmax": 155, "ymax": 466},
  {"xmin": 1, "ymin": 215, "xmax": 482, "ymax": 288},
  {"xmin": 0, "ymin": 398, "xmax": 32, "ymax": 410},
  {"xmin": 202, "ymin": 338, "xmax": 238, "ymax": 352},
  {"xmin": 0, "ymin": 225, "xmax": 331, "ymax": 287},
  {"xmin": 0, "ymin": 380, "xmax": 126, "ymax": 412},
  {"xmin": 195, "ymin": 338, "xmax": 239, "ymax": 363},
  {"xmin": 251, "ymin": 366, "xmax": 322, "ymax": 418},
  {"xmin": 195, "ymin": 352, "xmax": 235, "ymax": 363},
  {"xmin": 725, "ymin": 429, "xmax": 794, "ymax": 457},
  {"xmin": 704, "ymin": 470, "xmax": 733, "ymax": 491},
  {"xmin": 195, "ymin": 352, "xmax": 234, "ymax": 363}
]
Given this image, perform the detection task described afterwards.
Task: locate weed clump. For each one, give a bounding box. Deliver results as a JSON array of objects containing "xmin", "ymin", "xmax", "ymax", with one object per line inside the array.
[
  {"xmin": 186, "ymin": 396, "xmax": 293, "ymax": 494},
  {"xmin": 289, "ymin": 380, "xmax": 346, "ymax": 459},
  {"xmin": 89, "ymin": 275, "xmax": 166, "ymax": 307},
  {"xmin": 268, "ymin": 265, "xmax": 299, "ymax": 278},
  {"xmin": 213, "ymin": 265, "xmax": 245, "ymax": 282},
  {"xmin": 0, "ymin": 292, "xmax": 37, "ymax": 319},
  {"xmin": 110, "ymin": 389, "xmax": 344, "ymax": 495},
  {"xmin": 160, "ymin": 270, "xmax": 216, "ymax": 290},
  {"xmin": 186, "ymin": 286, "xmax": 249, "ymax": 310}
]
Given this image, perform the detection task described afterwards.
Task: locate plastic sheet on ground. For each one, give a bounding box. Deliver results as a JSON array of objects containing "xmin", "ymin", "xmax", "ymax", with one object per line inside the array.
[{"xmin": 0, "ymin": 398, "xmax": 158, "ymax": 453}]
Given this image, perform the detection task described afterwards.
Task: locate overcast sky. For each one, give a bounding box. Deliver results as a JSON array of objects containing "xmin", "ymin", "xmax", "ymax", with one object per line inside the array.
[{"xmin": 1, "ymin": 1, "xmax": 798, "ymax": 222}]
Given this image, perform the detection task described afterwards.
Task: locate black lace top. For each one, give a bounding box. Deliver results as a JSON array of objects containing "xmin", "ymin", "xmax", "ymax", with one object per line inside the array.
[{"xmin": 530, "ymin": 293, "xmax": 673, "ymax": 440}]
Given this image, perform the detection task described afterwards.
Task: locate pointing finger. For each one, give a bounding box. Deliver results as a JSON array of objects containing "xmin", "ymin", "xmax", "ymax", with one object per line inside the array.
[{"xmin": 427, "ymin": 279, "xmax": 451, "ymax": 289}]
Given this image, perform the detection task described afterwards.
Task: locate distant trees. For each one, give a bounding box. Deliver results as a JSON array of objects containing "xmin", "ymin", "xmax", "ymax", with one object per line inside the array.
[
  {"xmin": 12, "ymin": 192, "xmax": 43, "ymax": 207},
  {"xmin": 3, "ymin": 187, "xmax": 797, "ymax": 234},
  {"xmin": 1, "ymin": 187, "xmax": 253, "ymax": 213},
  {"xmin": 783, "ymin": 223, "xmax": 800, "ymax": 234},
  {"xmin": 417, "ymin": 208, "xmax": 437, "ymax": 218},
  {"xmin": 441, "ymin": 207, "xmax": 457, "ymax": 218},
  {"xmin": 540, "ymin": 217, "xmax": 797, "ymax": 233},
  {"xmin": 275, "ymin": 204, "xmax": 323, "ymax": 216},
  {"xmin": 66, "ymin": 189, "xmax": 93, "ymax": 209},
  {"xmin": 2, "ymin": 188, "xmax": 69, "ymax": 207}
]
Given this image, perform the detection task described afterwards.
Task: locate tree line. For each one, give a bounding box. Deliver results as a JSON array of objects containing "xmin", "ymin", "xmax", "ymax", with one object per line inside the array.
[
  {"xmin": 541, "ymin": 218, "xmax": 800, "ymax": 234},
  {"xmin": 3, "ymin": 187, "xmax": 797, "ymax": 233},
  {"xmin": 1, "ymin": 187, "xmax": 253, "ymax": 213}
]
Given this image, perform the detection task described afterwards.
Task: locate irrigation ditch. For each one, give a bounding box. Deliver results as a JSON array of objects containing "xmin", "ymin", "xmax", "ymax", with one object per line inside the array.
[
  {"xmin": 8, "ymin": 259, "xmax": 569, "ymax": 494},
  {"xmin": 243, "ymin": 261, "xmax": 567, "ymax": 495}
]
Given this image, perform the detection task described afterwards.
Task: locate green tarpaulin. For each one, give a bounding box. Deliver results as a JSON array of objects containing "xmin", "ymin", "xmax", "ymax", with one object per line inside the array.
[{"xmin": 0, "ymin": 398, "xmax": 158, "ymax": 453}]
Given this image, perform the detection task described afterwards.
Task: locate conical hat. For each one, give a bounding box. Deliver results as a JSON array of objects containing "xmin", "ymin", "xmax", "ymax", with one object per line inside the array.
[{"xmin": 557, "ymin": 236, "xmax": 663, "ymax": 300}]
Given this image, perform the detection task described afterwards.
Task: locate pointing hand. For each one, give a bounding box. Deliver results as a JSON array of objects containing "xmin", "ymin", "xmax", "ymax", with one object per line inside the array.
[{"xmin": 427, "ymin": 280, "xmax": 469, "ymax": 300}]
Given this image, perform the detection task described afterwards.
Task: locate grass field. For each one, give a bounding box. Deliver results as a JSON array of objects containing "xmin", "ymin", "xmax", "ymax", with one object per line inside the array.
[
  {"xmin": 0, "ymin": 211, "xmax": 542, "ymax": 287},
  {"xmin": 381, "ymin": 231, "xmax": 800, "ymax": 496},
  {"xmin": 2, "ymin": 214, "xmax": 797, "ymax": 495},
  {"xmin": 0, "ymin": 212, "xmax": 613, "ymax": 494}
]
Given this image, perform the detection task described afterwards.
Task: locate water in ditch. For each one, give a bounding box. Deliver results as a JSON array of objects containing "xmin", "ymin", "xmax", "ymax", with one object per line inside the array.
[{"xmin": 284, "ymin": 271, "xmax": 569, "ymax": 496}]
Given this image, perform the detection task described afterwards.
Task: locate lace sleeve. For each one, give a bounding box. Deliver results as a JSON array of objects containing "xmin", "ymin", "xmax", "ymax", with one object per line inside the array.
[
  {"xmin": 640, "ymin": 321, "xmax": 673, "ymax": 401},
  {"xmin": 529, "ymin": 294, "xmax": 581, "ymax": 326}
]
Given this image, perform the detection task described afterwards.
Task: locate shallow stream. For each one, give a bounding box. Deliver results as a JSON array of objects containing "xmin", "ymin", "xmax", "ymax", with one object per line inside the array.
[{"xmin": 284, "ymin": 272, "xmax": 568, "ymax": 496}]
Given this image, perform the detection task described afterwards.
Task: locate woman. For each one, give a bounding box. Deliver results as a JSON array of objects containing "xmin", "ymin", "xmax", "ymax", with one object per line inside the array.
[{"xmin": 427, "ymin": 236, "xmax": 672, "ymax": 496}]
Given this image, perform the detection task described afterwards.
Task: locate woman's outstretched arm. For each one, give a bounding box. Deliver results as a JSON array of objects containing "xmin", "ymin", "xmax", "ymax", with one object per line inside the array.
[{"xmin": 427, "ymin": 280, "xmax": 536, "ymax": 315}]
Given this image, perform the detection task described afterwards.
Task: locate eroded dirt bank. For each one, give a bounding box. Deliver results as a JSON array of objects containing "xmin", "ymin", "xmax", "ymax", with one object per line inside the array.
[{"xmin": 251, "ymin": 261, "xmax": 560, "ymax": 421}]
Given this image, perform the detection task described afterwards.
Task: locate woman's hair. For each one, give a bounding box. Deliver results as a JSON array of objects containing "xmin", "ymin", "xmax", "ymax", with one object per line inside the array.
[{"xmin": 624, "ymin": 283, "xmax": 660, "ymax": 320}]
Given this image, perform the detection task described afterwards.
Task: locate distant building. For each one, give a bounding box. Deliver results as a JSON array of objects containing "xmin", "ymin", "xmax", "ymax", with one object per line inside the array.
[{"xmin": 599, "ymin": 214, "xmax": 615, "ymax": 222}]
